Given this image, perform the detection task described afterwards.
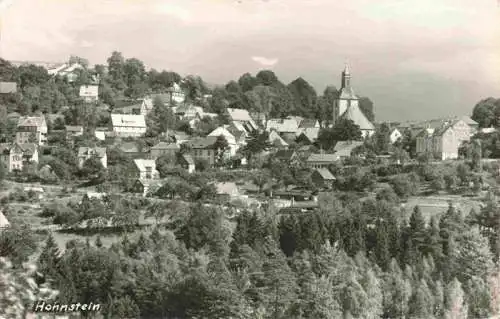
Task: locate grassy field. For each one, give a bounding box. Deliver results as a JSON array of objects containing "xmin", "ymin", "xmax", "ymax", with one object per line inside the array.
[{"xmin": 403, "ymin": 194, "xmax": 483, "ymax": 222}]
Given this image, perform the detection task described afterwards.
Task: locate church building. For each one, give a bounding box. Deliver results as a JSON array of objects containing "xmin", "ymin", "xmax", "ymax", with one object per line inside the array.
[{"xmin": 333, "ymin": 64, "xmax": 375, "ymax": 138}]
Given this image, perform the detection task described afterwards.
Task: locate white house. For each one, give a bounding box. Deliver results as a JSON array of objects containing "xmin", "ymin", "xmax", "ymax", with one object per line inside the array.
[
  {"xmin": 208, "ymin": 126, "xmax": 240, "ymax": 156},
  {"xmin": 0, "ymin": 210, "xmax": 9, "ymax": 229},
  {"xmin": 79, "ymin": 85, "xmax": 99, "ymax": 103},
  {"xmin": 167, "ymin": 82, "xmax": 186, "ymax": 104},
  {"xmin": 0, "ymin": 143, "xmax": 39, "ymax": 172},
  {"xmin": 111, "ymin": 114, "xmax": 147, "ymax": 137},
  {"xmin": 389, "ymin": 128, "xmax": 403, "ymax": 144},
  {"xmin": 227, "ymin": 108, "xmax": 257, "ymax": 133},
  {"xmin": 77, "ymin": 147, "xmax": 107, "ymax": 169},
  {"xmin": 134, "ymin": 159, "xmax": 160, "ymax": 180},
  {"xmin": 16, "ymin": 115, "xmax": 48, "ymax": 145}
]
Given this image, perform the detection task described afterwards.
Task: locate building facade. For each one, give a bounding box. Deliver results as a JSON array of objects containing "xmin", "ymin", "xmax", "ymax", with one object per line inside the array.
[
  {"xmin": 0, "ymin": 143, "xmax": 38, "ymax": 172},
  {"xmin": 416, "ymin": 119, "xmax": 472, "ymax": 160},
  {"xmin": 111, "ymin": 114, "xmax": 147, "ymax": 137},
  {"xmin": 77, "ymin": 147, "xmax": 107, "ymax": 169},
  {"xmin": 16, "ymin": 116, "xmax": 48, "ymax": 145}
]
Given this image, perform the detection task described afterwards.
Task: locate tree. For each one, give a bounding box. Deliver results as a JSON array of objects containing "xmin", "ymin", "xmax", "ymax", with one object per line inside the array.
[
  {"xmin": 213, "ymin": 135, "xmax": 229, "ymax": 167},
  {"xmin": 331, "ymin": 118, "xmax": 362, "ymax": 142},
  {"xmin": 471, "ymin": 97, "xmax": 500, "ymax": 128},
  {"xmin": 245, "ymin": 85, "xmax": 276, "ymax": 125},
  {"xmin": 106, "ymin": 51, "xmax": 126, "ymax": 91},
  {"xmin": 373, "ymin": 123, "xmax": 391, "ymax": 153},
  {"xmin": 287, "ymin": 77, "xmax": 318, "ymax": 118},
  {"xmin": 358, "ymin": 97, "xmax": 375, "ymax": 122},
  {"xmin": 255, "ymin": 70, "xmax": 278, "ymax": 86},
  {"xmin": 444, "ymin": 278, "xmax": 468, "ymax": 319},
  {"xmin": 81, "ymin": 156, "xmax": 106, "ymax": 181},
  {"xmin": 316, "ymin": 86, "xmax": 338, "ymax": 127},
  {"xmin": 241, "ymin": 130, "xmax": 271, "ymax": 162}
]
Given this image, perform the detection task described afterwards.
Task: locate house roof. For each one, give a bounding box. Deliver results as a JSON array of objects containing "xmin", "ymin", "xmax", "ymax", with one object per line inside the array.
[
  {"xmin": 65, "ymin": 125, "xmax": 83, "ymax": 132},
  {"xmin": 167, "ymin": 82, "xmax": 183, "ymax": 93},
  {"xmin": 334, "ymin": 141, "xmax": 364, "ymax": 157},
  {"xmin": 275, "ymin": 150, "xmax": 296, "ymax": 160},
  {"xmin": 79, "ymin": 85, "xmax": 99, "ymax": 97},
  {"xmin": 18, "ymin": 143, "xmax": 37, "ymax": 155},
  {"xmin": 0, "ymin": 143, "xmax": 37, "ymax": 155},
  {"xmin": 208, "ymin": 126, "xmax": 236, "ymax": 143},
  {"xmin": 314, "ymin": 168, "xmax": 336, "ymax": 180},
  {"xmin": 340, "ymin": 105, "xmax": 375, "ymax": 131},
  {"xmin": 134, "ymin": 159, "xmax": 156, "ymax": 171},
  {"xmin": 226, "ymin": 124, "xmax": 246, "ymax": 141},
  {"xmin": 0, "ymin": 81, "xmax": 17, "ymax": 94},
  {"xmin": 181, "ymin": 154, "xmax": 195, "ymax": 165},
  {"xmin": 78, "ymin": 147, "xmax": 106, "ymax": 158},
  {"xmin": 299, "ymin": 119, "xmax": 318, "ymax": 128},
  {"xmin": 187, "ymin": 136, "xmax": 218, "ymax": 149},
  {"xmin": 151, "ymin": 142, "xmax": 180, "ymax": 150},
  {"xmin": 459, "ymin": 116, "xmax": 478, "ymax": 126},
  {"xmin": 142, "ymin": 98, "xmax": 153, "ymax": 110},
  {"xmin": 267, "ymin": 118, "xmax": 299, "ymax": 133},
  {"xmin": 0, "ymin": 210, "xmax": 9, "ymax": 228},
  {"xmin": 216, "ymin": 182, "xmax": 239, "ymax": 195},
  {"xmin": 269, "ymin": 130, "xmax": 288, "ymax": 146},
  {"xmin": 227, "ymin": 108, "xmax": 257, "ymax": 129},
  {"xmin": 111, "ymin": 114, "xmax": 146, "ymax": 128},
  {"xmin": 307, "ymin": 153, "xmax": 339, "ymax": 163},
  {"xmin": 297, "ymin": 127, "xmax": 320, "ymax": 142},
  {"xmin": 17, "ymin": 116, "xmax": 46, "ymax": 128}
]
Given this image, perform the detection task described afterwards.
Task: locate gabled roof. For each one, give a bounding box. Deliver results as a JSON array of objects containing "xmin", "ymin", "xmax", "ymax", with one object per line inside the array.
[
  {"xmin": 0, "ymin": 143, "xmax": 37, "ymax": 155},
  {"xmin": 275, "ymin": 150, "xmax": 297, "ymax": 160},
  {"xmin": 181, "ymin": 154, "xmax": 195, "ymax": 165},
  {"xmin": 269, "ymin": 130, "xmax": 288, "ymax": 147},
  {"xmin": 340, "ymin": 105, "xmax": 375, "ymax": 131},
  {"xmin": 141, "ymin": 98, "xmax": 153, "ymax": 110},
  {"xmin": 227, "ymin": 108, "xmax": 257, "ymax": 129},
  {"xmin": 314, "ymin": 168, "xmax": 336, "ymax": 180},
  {"xmin": 167, "ymin": 82, "xmax": 184, "ymax": 93},
  {"xmin": 151, "ymin": 142, "xmax": 180, "ymax": 151},
  {"xmin": 338, "ymin": 86, "xmax": 358, "ymax": 100},
  {"xmin": 187, "ymin": 136, "xmax": 218, "ymax": 149},
  {"xmin": 0, "ymin": 210, "xmax": 9, "ymax": 228},
  {"xmin": 208, "ymin": 126, "xmax": 237, "ymax": 143},
  {"xmin": 0, "ymin": 81, "xmax": 17, "ymax": 94},
  {"xmin": 111, "ymin": 114, "xmax": 146, "ymax": 128},
  {"xmin": 307, "ymin": 153, "xmax": 339, "ymax": 163},
  {"xmin": 267, "ymin": 118, "xmax": 299, "ymax": 133},
  {"xmin": 333, "ymin": 141, "xmax": 364, "ymax": 157},
  {"xmin": 119, "ymin": 141, "xmax": 140, "ymax": 153},
  {"xmin": 78, "ymin": 147, "xmax": 106, "ymax": 158},
  {"xmin": 297, "ymin": 128, "xmax": 320, "ymax": 142},
  {"xmin": 299, "ymin": 119, "xmax": 319, "ymax": 128},
  {"xmin": 134, "ymin": 159, "xmax": 156, "ymax": 171},
  {"xmin": 17, "ymin": 116, "xmax": 46, "ymax": 128},
  {"xmin": 18, "ymin": 143, "xmax": 37, "ymax": 155}
]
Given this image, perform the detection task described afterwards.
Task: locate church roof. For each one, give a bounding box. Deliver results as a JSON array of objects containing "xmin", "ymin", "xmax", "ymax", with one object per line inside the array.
[
  {"xmin": 338, "ymin": 87, "xmax": 357, "ymax": 100},
  {"xmin": 340, "ymin": 105, "xmax": 375, "ymax": 131}
]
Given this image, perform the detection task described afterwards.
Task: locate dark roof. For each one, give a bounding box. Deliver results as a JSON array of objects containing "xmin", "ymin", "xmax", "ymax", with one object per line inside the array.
[
  {"xmin": 299, "ymin": 119, "xmax": 318, "ymax": 128},
  {"xmin": 187, "ymin": 136, "xmax": 217, "ymax": 149},
  {"xmin": 78, "ymin": 147, "xmax": 106, "ymax": 158},
  {"xmin": 314, "ymin": 168, "xmax": 336, "ymax": 180},
  {"xmin": 275, "ymin": 150, "xmax": 296, "ymax": 160},
  {"xmin": 119, "ymin": 141, "xmax": 140, "ymax": 153},
  {"xmin": 151, "ymin": 142, "xmax": 180, "ymax": 150}
]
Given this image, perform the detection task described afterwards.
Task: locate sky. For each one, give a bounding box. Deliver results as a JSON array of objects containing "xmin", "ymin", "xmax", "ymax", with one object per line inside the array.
[{"xmin": 0, "ymin": 0, "xmax": 499, "ymax": 121}]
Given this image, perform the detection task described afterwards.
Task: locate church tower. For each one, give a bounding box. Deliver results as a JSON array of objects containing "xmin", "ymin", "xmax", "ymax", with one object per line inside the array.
[{"xmin": 333, "ymin": 63, "xmax": 359, "ymax": 124}]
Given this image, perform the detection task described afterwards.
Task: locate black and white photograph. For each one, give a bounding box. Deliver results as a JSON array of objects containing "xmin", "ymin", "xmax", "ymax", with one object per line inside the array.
[{"xmin": 0, "ymin": 0, "xmax": 500, "ymax": 318}]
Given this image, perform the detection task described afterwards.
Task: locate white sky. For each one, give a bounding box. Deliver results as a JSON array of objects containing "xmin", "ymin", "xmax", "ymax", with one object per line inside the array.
[{"xmin": 1, "ymin": 0, "xmax": 499, "ymax": 121}]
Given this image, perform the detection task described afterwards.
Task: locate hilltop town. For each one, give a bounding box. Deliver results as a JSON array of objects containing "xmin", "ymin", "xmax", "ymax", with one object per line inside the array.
[{"xmin": 0, "ymin": 53, "xmax": 499, "ymax": 318}]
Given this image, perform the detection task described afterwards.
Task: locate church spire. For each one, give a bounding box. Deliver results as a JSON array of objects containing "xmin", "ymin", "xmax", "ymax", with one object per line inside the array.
[{"xmin": 341, "ymin": 63, "xmax": 351, "ymax": 89}]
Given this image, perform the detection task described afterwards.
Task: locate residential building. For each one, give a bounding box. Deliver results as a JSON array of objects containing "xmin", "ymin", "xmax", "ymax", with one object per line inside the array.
[
  {"xmin": 266, "ymin": 118, "xmax": 299, "ymax": 140},
  {"xmin": 77, "ymin": 147, "xmax": 107, "ymax": 169},
  {"xmin": 166, "ymin": 82, "xmax": 186, "ymax": 104},
  {"xmin": 134, "ymin": 159, "xmax": 160, "ymax": 180},
  {"xmin": 460, "ymin": 116, "xmax": 479, "ymax": 134},
  {"xmin": 150, "ymin": 142, "xmax": 180, "ymax": 159},
  {"xmin": 226, "ymin": 108, "xmax": 257, "ymax": 133},
  {"xmin": 299, "ymin": 119, "xmax": 320, "ymax": 129},
  {"xmin": 215, "ymin": 182, "xmax": 240, "ymax": 200},
  {"xmin": 139, "ymin": 98, "xmax": 153, "ymax": 115},
  {"xmin": 0, "ymin": 81, "xmax": 17, "ymax": 94},
  {"xmin": 415, "ymin": 119, "xmax": 472, "ymax": 160},
  {"xmin": 16, "ymin": 115, "xmax": 48, "ymax": 145},
  {"xmin": 297, "ymin": 145, "xmax": 317, "ymax": 160},
  {"xmin": 311, "ymin": 168, "xmax": 336, "ymax": 188},
  {"xmin": 79, "ymin": 85, "xmax": 99, "ymax": 103},
  {"xmin": 186, "ymin": 136, "xmax": 223, "ymax": 167},
  {"xmin": 274, "ymin": 150, "xmax": 301, "ymax": 166},
  {"xmin": 134, "ymin": 179, "xmax": 163, "ymax": 197},
  {"xmin": 207, "ymin": 125, "xmax": 245, "ymax": 156},
  {"xmin": 118, "ymin": 141, "xmax": 146, "ymax": 159},
  {"xmin": 296, "ymin": 128, "xmax": 320, "ymax": 145},
  {"xmin": 306, "ymin": 153, "xmax": 339, "ymax": 168},
  {"xmin": 0, "ymin": 211, "xmax": 9, "ymax": 228},
  {"xmin": 48, "ymin": 62, "xmax": 85, "ymax": 82},
  {"xmin": 333, "ymin": 64, "xmax": 375, "ymax": 137},
  {"xmin": 111, "ymin": 114, "xmax": 146, "ymax": 137},
  {"xmin": 389, "ymin": 128, "xmax": 403, "ymax": 144},
  {"xmin": 334, "ymin": 141, "xmax": 364, "ymax": 158},
  {"xmin": 94, "ymin": 128, "xmax": 107, "ymax": 141},
  {"xmin": 65, "ymin": 126, "xmax": 84, "ymax": 141},
  {"xmin": 179, "ymin": 154, "xmax": 196, "ymax": 173},
  {"xmin": 0, "ymin": 143, "xmax": 38, "ymax": 172},
  {"xmin": 268, "ymin": 130, "xmax": 288, "ymax": 149}
]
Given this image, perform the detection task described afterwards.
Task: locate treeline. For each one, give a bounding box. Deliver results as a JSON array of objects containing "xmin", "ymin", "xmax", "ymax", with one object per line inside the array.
[
  {"xmin": 16, "ymin": 189, "xmax": 498, "ymax": 319},
  {"xmin": 0, "ymin": 52, "xmax": 375, "ymax": 126}
]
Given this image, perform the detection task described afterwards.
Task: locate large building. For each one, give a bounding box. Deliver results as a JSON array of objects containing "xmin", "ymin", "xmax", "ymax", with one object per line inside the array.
[
  {"xmin": 111, "ymin": 114, "xmax": 147, "ymax": 137},
  {"xmin": 16, "ymin": 115, "xmax": 48, "ymax": 145},
  {"xmin": 333, "ymin": 64, "xmax": 375, "ymax": 138},
  {"xmin": 415, "ymin": 118, "xmax": 472, "ymax": 160}
]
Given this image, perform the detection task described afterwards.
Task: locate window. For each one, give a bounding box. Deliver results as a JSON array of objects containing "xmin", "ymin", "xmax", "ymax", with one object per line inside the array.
[{"xmin": 145, "ymin": 166, "xmax": 152, "ymax": 179}]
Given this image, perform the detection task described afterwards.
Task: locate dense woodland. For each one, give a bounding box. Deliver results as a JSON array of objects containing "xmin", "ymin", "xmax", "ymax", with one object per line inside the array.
[{"xmin": 0, "ymin": 53, "xmax": 499, "ymax": 318}]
